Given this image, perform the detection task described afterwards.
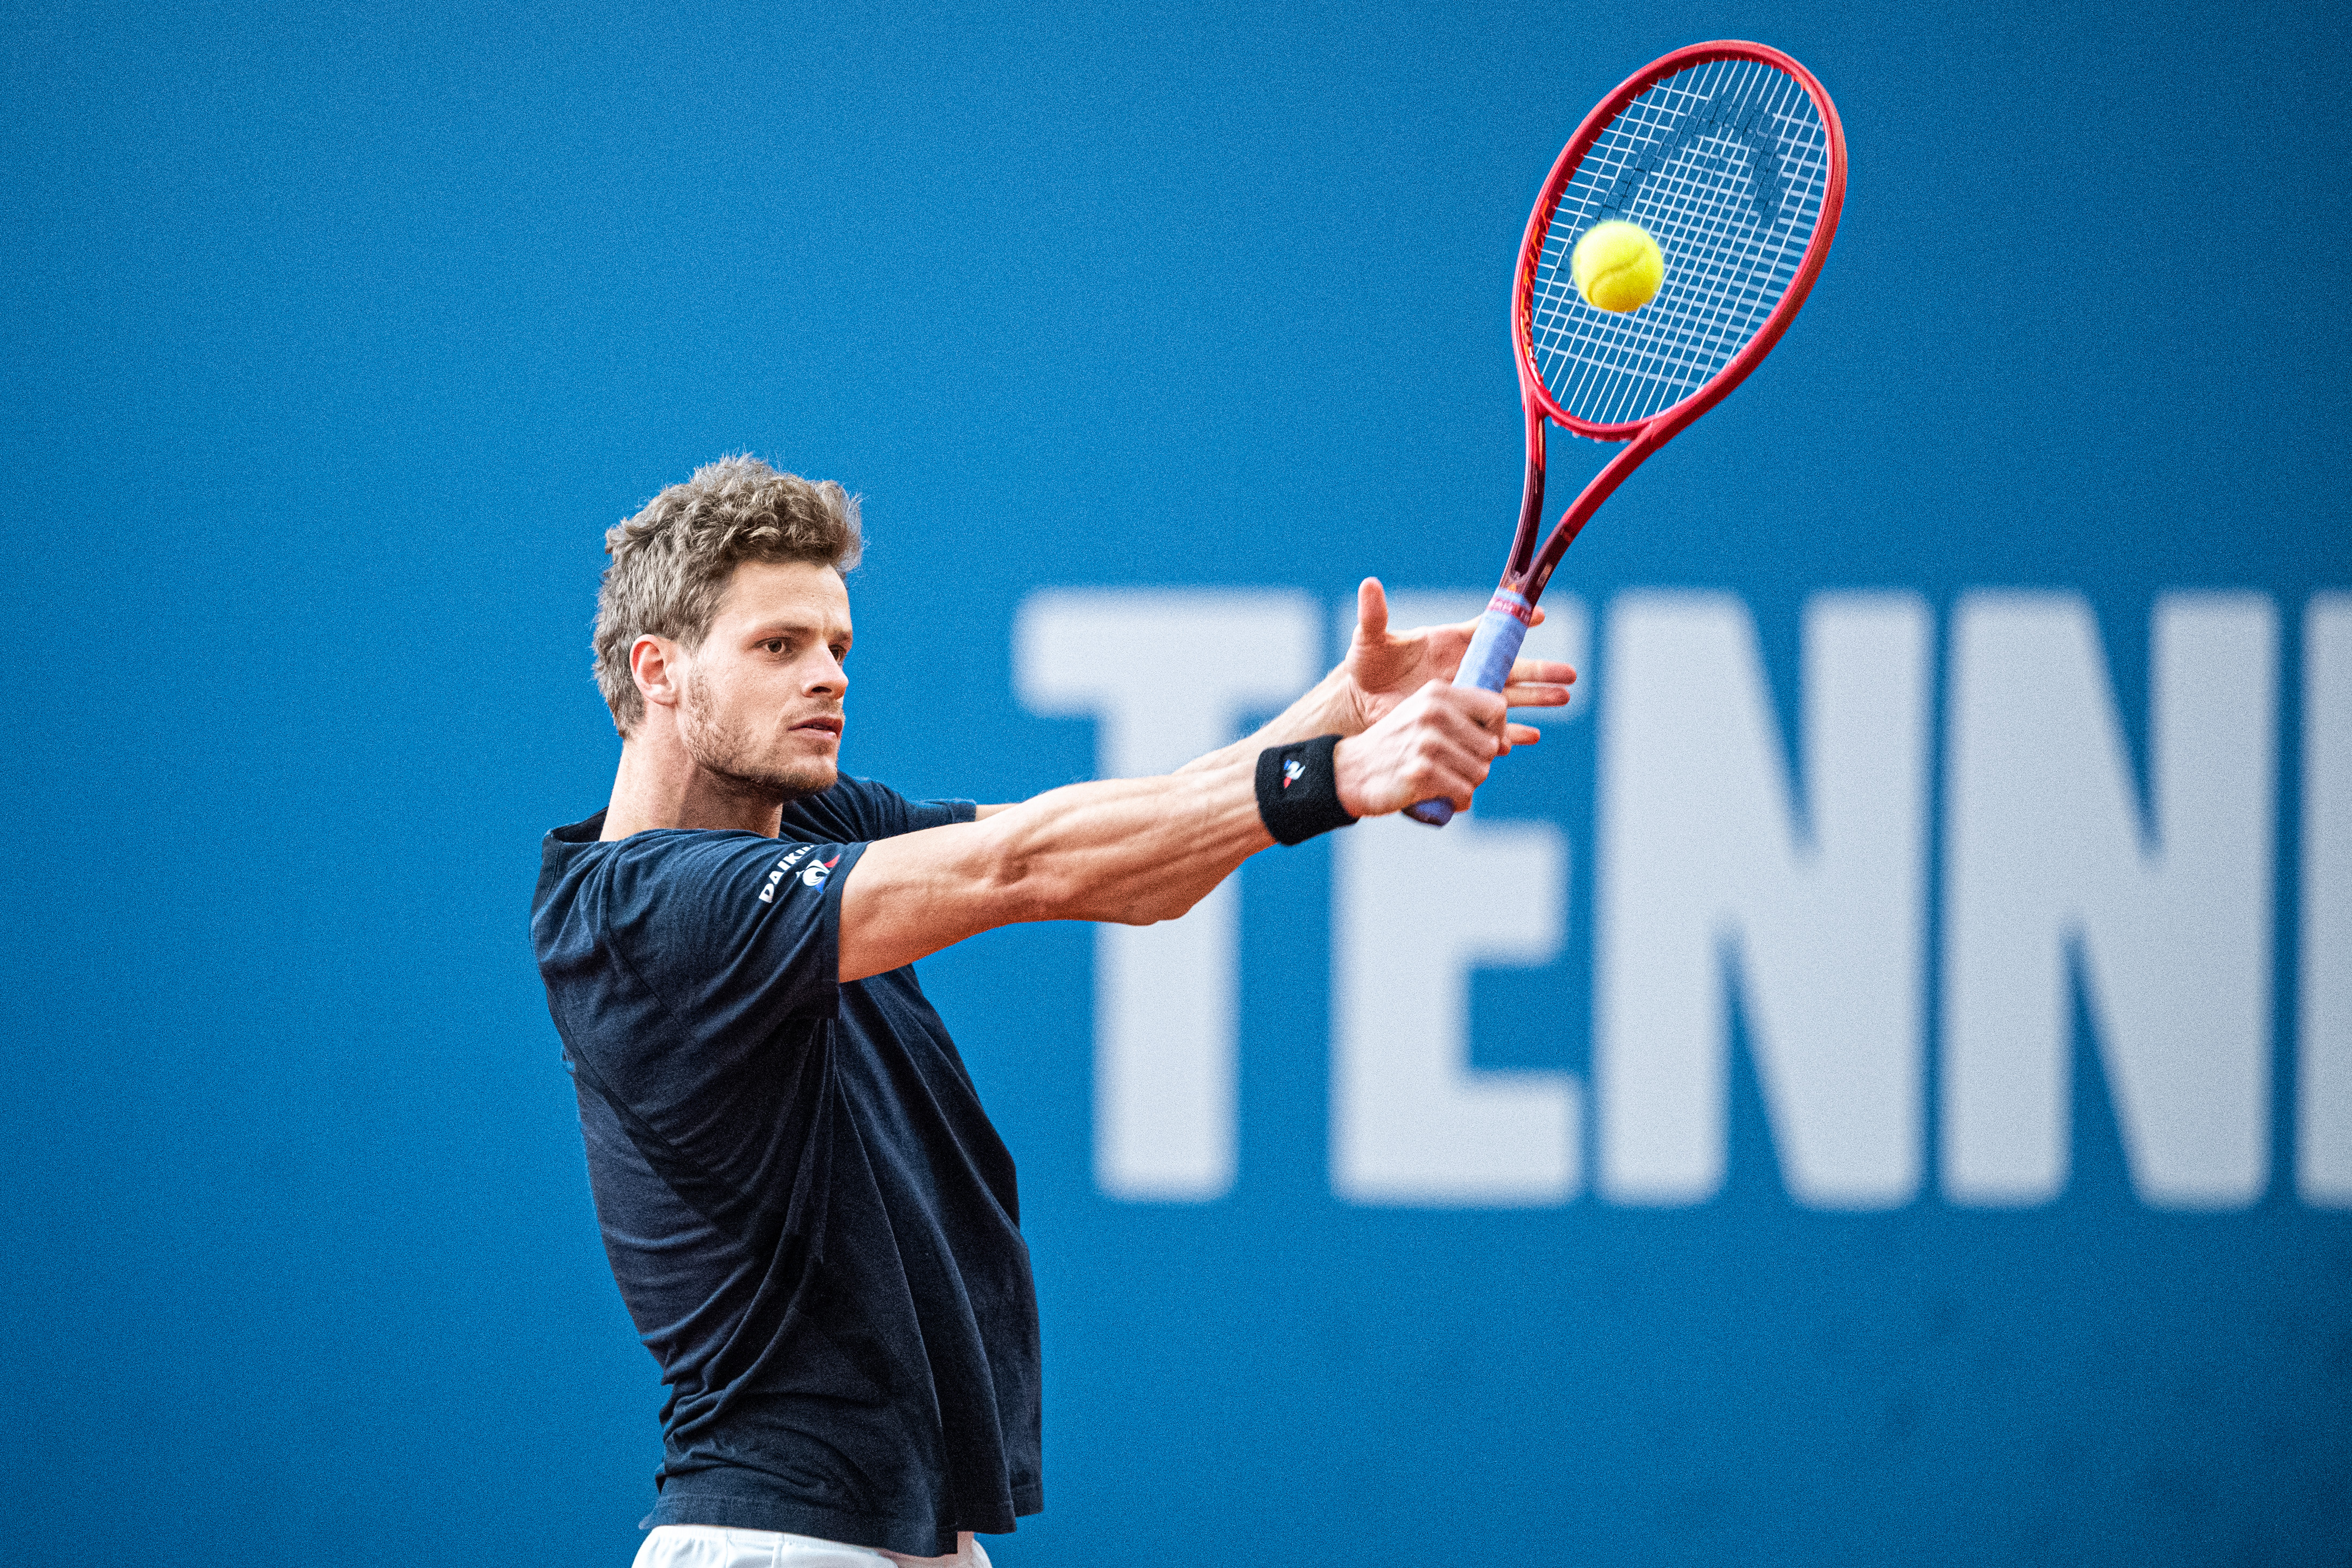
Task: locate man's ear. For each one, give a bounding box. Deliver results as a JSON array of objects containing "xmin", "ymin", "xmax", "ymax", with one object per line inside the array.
[{"xmin": 631, "ymin": 634, "xmax": 683, "ymax": 712}]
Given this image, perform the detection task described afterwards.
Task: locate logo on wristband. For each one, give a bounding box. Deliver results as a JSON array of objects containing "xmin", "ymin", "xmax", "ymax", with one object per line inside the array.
[{"xmin": 1257, "ymin": 735, "xmax": 1358, "ymax": 846}]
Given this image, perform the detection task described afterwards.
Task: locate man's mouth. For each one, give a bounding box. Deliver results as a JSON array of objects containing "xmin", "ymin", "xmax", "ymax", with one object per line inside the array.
[{"xmin": 793, "ymin": 715, "xmax": 845, "ymax": 737}]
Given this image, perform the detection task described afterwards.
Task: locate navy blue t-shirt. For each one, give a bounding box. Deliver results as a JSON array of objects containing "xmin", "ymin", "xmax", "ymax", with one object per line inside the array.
[{"xmin": 530, "ymin": 776, "xmax": 1041, "ymax": 1557}]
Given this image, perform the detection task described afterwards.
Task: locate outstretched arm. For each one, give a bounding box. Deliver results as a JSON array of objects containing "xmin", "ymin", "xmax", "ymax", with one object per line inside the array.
[
  {"xmin": 838, "ymin": 676, "xmax": 1510, "ymax": 981},
  {"xmin": 964, "ymin": 577, "xmax": 1577, "ymax": 819}
]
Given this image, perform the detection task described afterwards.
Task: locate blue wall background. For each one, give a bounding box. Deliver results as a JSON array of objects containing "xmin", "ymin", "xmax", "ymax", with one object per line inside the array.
[{"xmin": 4, "ymin": 1, "xmax": 2347, "ymax": 1563}]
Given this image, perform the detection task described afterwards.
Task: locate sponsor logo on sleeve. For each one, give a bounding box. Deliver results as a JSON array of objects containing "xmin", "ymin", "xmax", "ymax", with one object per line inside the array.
[{"xmin": 758, "ymin": 846, "xmax": 813, "ymax": 904}]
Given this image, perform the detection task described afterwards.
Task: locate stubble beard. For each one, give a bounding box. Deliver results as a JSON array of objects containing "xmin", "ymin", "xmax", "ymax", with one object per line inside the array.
[{"xmin": 678, "ymin": 669, "xmax": 838, "ymax": 808}]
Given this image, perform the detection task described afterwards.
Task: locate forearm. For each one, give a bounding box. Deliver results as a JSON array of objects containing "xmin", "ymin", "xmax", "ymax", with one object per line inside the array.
[
  {"xmin": 976, "ymin": 667, "xmax": 1501, "ymax": 917},
  {"xmin": 839, "ymin": 758, "xmax": 1273, "ymax": 978},
  {"xmin": 967, "ymin": 671, "xmax": 1357, "ymax": 820},
  {"xmin": 977, "ymin": 758, "xmax": 1272, "ymax": 923},
  {"xmin": 1174, "ymin": 667, "xmax": 1362, "ymax": 775}
]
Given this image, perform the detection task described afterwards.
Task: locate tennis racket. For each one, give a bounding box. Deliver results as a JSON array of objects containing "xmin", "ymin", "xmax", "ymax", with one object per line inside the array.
[{"xmin": 1408, "ymin": 40, "xmax": 1847, "ymax": 825}]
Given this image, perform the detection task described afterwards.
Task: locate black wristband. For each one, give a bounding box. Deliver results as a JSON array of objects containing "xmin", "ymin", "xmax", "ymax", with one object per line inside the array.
[{"xmin": 1255, "ymin": 734, "xmax": 1358, "ymax": 845}]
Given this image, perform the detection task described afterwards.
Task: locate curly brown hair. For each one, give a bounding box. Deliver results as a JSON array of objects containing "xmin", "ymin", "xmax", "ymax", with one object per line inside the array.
[{"xmin": 594, "ymin": 455, "xmax": 864, "ymax": 734}]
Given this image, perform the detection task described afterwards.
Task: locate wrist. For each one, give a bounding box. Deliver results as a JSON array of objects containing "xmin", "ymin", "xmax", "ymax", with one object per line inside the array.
[
  {"xmin": 1296, "ymin": 668, "xmax": 1365, "ymax": 739},
  {"xmin": 1331, "ymin": 734, "xmax": 1370, "ymax": 819},
  {"xmin": 1254, "ymin": 735, "xmax": 1358, "ymax": 845}
]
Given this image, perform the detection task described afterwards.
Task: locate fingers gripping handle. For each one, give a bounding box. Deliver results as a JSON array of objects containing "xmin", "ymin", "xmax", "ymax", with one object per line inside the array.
[{"xmin": 1404, "ymin": 594, "xmax": 1530, "ymax": 827}]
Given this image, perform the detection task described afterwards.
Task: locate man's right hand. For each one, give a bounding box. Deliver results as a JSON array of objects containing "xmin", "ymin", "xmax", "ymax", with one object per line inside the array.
[{"xmin": 1331, "ymin": 678, "xmax": 1510, "ymax": 819}]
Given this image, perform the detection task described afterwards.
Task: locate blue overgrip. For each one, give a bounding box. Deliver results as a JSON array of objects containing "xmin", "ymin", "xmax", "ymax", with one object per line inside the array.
[
  {"xmin": 1454, "ymin": 604, "xmax": 1531, "ymax": 696},
  {"xmin": 1404, "ymin": 593, "xmax": 1531, "ymax": 827}
]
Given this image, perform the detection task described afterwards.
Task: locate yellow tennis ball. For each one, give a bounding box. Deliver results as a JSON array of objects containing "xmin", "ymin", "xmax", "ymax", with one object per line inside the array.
[{"xmin": 1571, "ymin": 219, "xmax": 1664, "ymax": 313}]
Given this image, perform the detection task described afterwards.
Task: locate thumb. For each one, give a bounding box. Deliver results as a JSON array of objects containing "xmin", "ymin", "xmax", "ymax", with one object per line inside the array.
[{"xmin": 1355, "ymin": 577, "xmax": 1390, "ymax": 643}]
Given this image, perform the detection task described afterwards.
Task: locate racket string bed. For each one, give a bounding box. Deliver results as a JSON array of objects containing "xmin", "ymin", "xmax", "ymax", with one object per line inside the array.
[
  {"xmin": 1543, "ymin": 141, "xmax": 1822, "ymax": 413},
  {"xmin": 1544, "ymin": 179, "xmax": 1808, "ymax": 413},
  {"xmin": 1538, "ymin": 60, "xmax": 1821, "ymax": 411},
  {"xmin": 1528, "ymin": 55, "xmax": 1831, "ymax": 430}
]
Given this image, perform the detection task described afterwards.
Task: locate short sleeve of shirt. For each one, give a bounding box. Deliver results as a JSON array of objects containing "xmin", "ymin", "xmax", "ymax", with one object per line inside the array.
[
  {"xmin": 602, "ymin": 830, "xmax": 868, "ymax": 1036},
  {"xmin": 775, "ymin": 775, "xmax": 975, "ymax": 845}
]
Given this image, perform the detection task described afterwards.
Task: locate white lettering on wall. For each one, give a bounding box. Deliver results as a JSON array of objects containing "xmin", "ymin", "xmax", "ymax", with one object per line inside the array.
[
  {"xmin": 1017, "ymin": 581, "xmax": 2332, "ymax": 1214},
  {"xmin": 1595, "ymin": 593, "xmax": 1931, "ymax": 1208},
  {"xmin": 1015, "ymin": 590, "xmax": 1318, "ymax": 1201},
  {"xmin": 1333, "ymin": 814, "xmax": 1574, "ymax": 1205},
  {"xmin": 2301, "ymin": 594, "xmax": 2352, "ymax": 1206},
  {"xmin": 1943, "ymin": 593, "xmax": 2277, "ymax": 1209}
]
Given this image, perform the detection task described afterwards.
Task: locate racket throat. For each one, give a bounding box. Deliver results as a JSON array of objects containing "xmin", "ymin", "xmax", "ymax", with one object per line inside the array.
[
  {"xmin": 1511, "ymin": 422, "xmax": 1672, "ymax": 600},
  {"xmin": 1505, "ymin": 403, "xmax": 1550, "ymax": 581}
]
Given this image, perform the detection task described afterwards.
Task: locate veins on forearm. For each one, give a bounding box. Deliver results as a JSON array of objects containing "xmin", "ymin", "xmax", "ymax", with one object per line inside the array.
[{"xmin": 991, "ymin": 764, "xmax": 1272, "ymax": 924}]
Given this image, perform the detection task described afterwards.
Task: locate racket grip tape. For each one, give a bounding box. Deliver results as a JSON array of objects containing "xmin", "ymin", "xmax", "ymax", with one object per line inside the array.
[{"xmin": 1404, "ymin": 595, "xmax": 1530, "ymax": 828}]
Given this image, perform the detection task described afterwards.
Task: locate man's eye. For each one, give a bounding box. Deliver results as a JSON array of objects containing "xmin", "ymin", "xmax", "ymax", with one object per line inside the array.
[{"xmin": 762, "ymin": 640, "xmax": 786, "ymax": 654}]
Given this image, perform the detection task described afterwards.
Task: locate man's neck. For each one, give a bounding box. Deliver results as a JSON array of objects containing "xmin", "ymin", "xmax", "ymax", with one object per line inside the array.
[{"xmin": 601, "ymin": 729, "xmax": 786, "ymax": 841}]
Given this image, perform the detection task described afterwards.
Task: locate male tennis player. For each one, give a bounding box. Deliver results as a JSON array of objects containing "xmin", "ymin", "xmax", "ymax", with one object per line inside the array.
[{"xmin": 532, "ymin": 456, "xmax": 1572, "ymax": 1568}]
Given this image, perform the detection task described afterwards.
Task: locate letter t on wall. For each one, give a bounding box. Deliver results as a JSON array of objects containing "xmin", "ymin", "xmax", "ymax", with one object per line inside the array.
[
  {"xmin": 1331, "ymin": 813, "xmax": 1575, "ymax": 1205},
  {"xmin": 1015, "ymin": 591, "xmax": 1319, "ymax": 1201}
]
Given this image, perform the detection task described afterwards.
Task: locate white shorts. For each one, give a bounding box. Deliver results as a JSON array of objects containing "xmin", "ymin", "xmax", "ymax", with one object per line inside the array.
[{"xmin": 632, "ymin": 1524, "xmax": 994, "ymax": 1568}]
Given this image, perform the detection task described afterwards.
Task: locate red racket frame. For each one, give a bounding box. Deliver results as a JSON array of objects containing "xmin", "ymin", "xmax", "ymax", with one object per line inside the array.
[{"xmin": 1500, "ymin": 40, "xmax": 1847, "ymax": 605}]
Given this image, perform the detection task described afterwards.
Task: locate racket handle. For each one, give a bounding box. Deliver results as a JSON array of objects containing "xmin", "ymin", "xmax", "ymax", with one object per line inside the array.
[{"xmin": 1405, "ymin": 598, "xmax": 1531, "ymax": 828}]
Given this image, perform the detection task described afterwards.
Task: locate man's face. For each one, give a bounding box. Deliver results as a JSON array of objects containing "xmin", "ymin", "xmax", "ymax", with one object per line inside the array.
[{"xmin": 672, "ymin": 559, "xmax": 853, "ymax": 804}]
